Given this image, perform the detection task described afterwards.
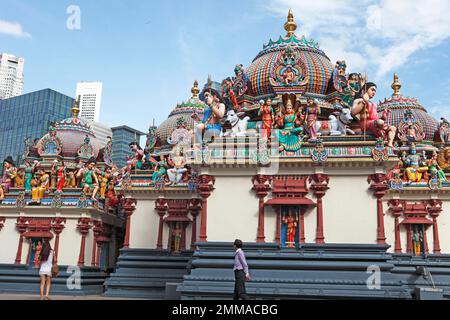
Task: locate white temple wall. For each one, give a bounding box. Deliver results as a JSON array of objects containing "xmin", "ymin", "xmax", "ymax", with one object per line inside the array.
[
  {"xmin": 436, "ymin": 202, "xmax": 450, "ymax": 253},
  {"xmin": 0, "ymin": 217, "xmax": 19, "ymax": 264},
  {"xmin": 207, "ymin": 176, "xmax": 261, "ymax": 242},
  {"xmin": 129, "ymin": 198, "xmax": 158, "ymax": 249},
  {"xmin": 58, "ymin": 218, "xmax": 82, "ymax": 266}
]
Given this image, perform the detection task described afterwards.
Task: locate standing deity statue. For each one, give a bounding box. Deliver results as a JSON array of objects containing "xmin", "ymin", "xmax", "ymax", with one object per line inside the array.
[
  {"xmin": 351, "ymin": 82, "xmax": 396, "ymax": 147},
  {"xmin": 172, "ymin": 222, "xmax": 183, "ymax": 253},
  {"xmin": 402, "ymin": 144, "xmax": 429, "ymax": 184},
  {"xmin": 150, "ymin": 157, "xmax": 167, "ymax": 186},
  {"xmin": 439, "ymin": 118, "xmax": 450, "ymax": 144},
  {"xmin": 23, "ymin": 160, "xmax": 39, "ymax": 194},
  {"xmin": 276, "ymin": 96, "xmax": 303, "ymax": 152},
  {"xmin": 167, "ymin": 147, "xmax": 188, "ymax": 185},
  {"xmin": 258, "ymin": 98, "xmax": 274, "ymax": 140},
  {"xmin": 128, "ymin": 142, "xmax": 145, "ymax": 171},
  {"xmin": 192, "ymin": 88, "xmax": 226, "ymax": 143},
  {"xmin": 0, "ymin": 156, "xmax": 17, "ymax": 201},
  {"xmin": 52, "ymin": 160, "xmax": 66, "ymax": 193},
  {"xmin": 412, "ymin": 225, "xmax": 423, "ymax": 256},
  {"xmin": 304, "ymin": 98, "xmax": 320, "ymax": 142},
  {"xmin": 283, "ymin": 211, "xmax": 298, "ymax": 248}
]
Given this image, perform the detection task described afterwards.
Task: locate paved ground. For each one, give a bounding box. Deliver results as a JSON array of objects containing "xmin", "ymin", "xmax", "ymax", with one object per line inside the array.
[{"xmin": 0, "ymin": 293, "xmax": 145, "ymax": 300}]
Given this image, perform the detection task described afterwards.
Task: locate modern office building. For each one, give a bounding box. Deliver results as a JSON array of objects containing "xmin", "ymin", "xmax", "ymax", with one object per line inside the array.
[
  {"xmin": 0, "ymin": 89, "xmax": 73, "ymax": 171},
  {"xmin": 0, "ymin": 53, "xmax": 25, "ymax": 100},
  {"xmin": 76, "ymin": 81, "xmax": 103, "ymax": 122},
  {"xmin": 86, "ymin": 120, "xmax": 112, "ymax": 148},
  {"xmin": 111, "ymin": 125, "xmax": 145, "ymax": 168}
]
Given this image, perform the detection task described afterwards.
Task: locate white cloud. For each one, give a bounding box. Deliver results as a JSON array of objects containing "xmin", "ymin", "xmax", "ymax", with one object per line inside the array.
[
  {"xmin": 0, "ymin": 19, "xmax": 31, "ymax": 38},
  {"xmin": 265, "ymin": 0, "xmax": 450, "ymax": 79}
]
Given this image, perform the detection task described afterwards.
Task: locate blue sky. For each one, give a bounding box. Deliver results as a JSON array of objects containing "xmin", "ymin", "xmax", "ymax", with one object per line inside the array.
[{"xmin": 1, "ymin": 0, "xmax": 450, "ymax": 133}]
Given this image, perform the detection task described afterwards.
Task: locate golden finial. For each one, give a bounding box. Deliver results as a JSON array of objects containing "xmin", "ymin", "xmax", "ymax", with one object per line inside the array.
[
  {"xmin": 284, "ymin": 8, "xmax": 297, "ymax": 37},
  {"xmin": 71, "ymin": 96, "xmax": 80, "ymax": 118},
  {"xmin": 391, "ymin": 73, "xmax": 401, "ymax": 96},
  {"xmin": 191, "ymin": 80, "xmax": 199, "ymax": 99}
]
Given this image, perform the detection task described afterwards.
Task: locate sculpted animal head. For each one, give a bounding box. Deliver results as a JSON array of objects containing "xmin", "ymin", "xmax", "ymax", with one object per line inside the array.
[
  {"xmin": 225, "ymin": 110, "xmax": 239, "ymax": 124},
  {"xmin": 437, "ymin": 147, "xmax": 450, "ymax": 169},
  {"xmin": 339, "ymin": 108, "xmax": 353, "ymax": 124}
]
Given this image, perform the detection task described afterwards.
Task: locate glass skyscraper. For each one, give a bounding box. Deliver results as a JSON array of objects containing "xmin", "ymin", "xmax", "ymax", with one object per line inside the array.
[
  {"xmin": 0, "ymin": 88, "xmax": 74, "ymax": 171},
  {"xmin": 111, "ymin": 126, "xmax": 145, "ymax": 168}
]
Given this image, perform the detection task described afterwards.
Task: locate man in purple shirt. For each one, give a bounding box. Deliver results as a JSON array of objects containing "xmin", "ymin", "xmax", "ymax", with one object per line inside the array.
[{"xmin": 233, "ymin": 239, "xmax": 251, "ymax": 300}]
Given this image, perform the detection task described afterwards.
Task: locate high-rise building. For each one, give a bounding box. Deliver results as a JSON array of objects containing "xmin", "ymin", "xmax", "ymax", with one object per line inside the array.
[
  {"xmin": 76, "ymin": 81, "xmax": 103, "ymax": 122},
  {"xmin": 87, "ymin": 120, "xmax": 112, "ymax": 148},
  {"xmin": 0, "ymin": 53, "xmax": 25, "ymax": 100},
  {"xmin": 0, "ymin": 89, "xmax": 74, "ymax": 171},
  {"xmin": 111, "ymin": 126, "xmax": 145, "ymax": 168}
]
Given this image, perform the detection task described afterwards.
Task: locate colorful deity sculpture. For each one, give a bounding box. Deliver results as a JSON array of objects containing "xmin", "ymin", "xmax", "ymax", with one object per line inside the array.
[
  {"xmin": 172, "ymin": 222, "xmax": 183, "ymax": 253},
  {"xmin": 438, "ymin": 118, "xmax": 450, "ymax": 144},
  {"xmin": 0, "ymin": 156, "xmax": 17, "ymax": 201},
  {"xmin": 23, "ymin": 160, "xmax": 39, "ymax": 194},
  {"xmin": 351, "ymin": 82, "xmax": 396, "ymax": 147},
  {"xmin": 283, "ymin": 211, "xmax": 298, "ymax": 248},
  {"xmin": 342, "ymin": 73, "xmax": 362, "ymax": 107},
  {"xmin": 427, "ymin": 151, "xmax": 447, "ymax": 183},
  {"xmin": 387, "ymin": 159, "xmax": 404, "ymax": 190},
  {"xmin": 402, "ymin": 144, "xmax": 429, "ymax": 184},
  {"xmin": 99, "ymin": 167, "xmax": 112, "ymax": 199},
  {"xmin": 304, "ymin": 98, "xmax": 320, "ymax": 142},
  {"xmin": 77, "ymin": 158, "xmax": 99, "ymax": 200},
  {"xmin": 258, "ymin": 99, "xmax": 274, "ymax": 140},
  {"xmin": 150, "ymin": 158, "xmax": 167, "ymax": 186},
  {"xmin": 52, "ymin": 160, "xmax": 66, "ymax": 193},
  {"xmin": 193, "ymin": 88, "xmax": 226, "ymax": 143},
  {"xmin": 31, "ymin": 169, "xmax": 50, "ymax": 204},
  {"xmin": 412, "ymin": 225, "xmax": 424, "ymax": 256},
  {"xmin": 128, "ymin": 142, "xmax": 145, "ymax": 170},
  {"xmin": 167, "ymin": 147, "xmax": 188, "ymax": 185},
  {"xmin": 276, "ymin": 96, "xmax": 303, "ymax": 152},
  {"xmin": 233, "ymin": 64, "xmax": 249, "ymax": 97},
  {"xmin": 221, "ymin": 77, "xmax": 238, "ymax": 110}
]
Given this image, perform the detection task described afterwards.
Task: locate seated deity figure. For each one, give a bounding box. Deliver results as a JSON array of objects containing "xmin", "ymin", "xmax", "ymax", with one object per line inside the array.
[
  {"xmin": 31, "ymin": 169, "xmax": 50, "ymax": 204},
  {"xmin": 192, "ymin": 88, "xmax": 225, "ymax": 143},
  {"xmin": 282, "ymin": 66, "xmax": 295, "ymax": 85},
  {"xmin": 167, "ymin": 147, "xmax": 188, "ymax": 185},
  {"xmin": 351, "ymin": 82, "xmax": 396, "ymax": 147},
  {"xmin": 0, "ymin": 156, "xmax": 16, "ymax": 201},
  {"xmin": 427, "ymin": 151, "xmax": 447, "ymax": 183},
  {"xmin": 402, "ymin": 144, "xmax": 429, "ymax": 184},
  {"xmin": 276, "ymin": 97, "xmax": 303, "ymax": 152},
  {"xmin": 77, "ymin": 158, "xmax": 99, "ymax": 200},
  {"xmin": 150, "ymin": 157, "xmax": 168, "ymax": 186}
]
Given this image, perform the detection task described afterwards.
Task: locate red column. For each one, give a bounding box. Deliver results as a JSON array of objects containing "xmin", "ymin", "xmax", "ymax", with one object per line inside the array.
[
  {"xmin": 77, "ymin": 218, "xmax": 92, "ymax": 267},
  {"xmin": 427, "ymin": 199, "xmax": 442, "ymax": 254},
  {"xmin": 388, "ymin": 200, "xmax": 403, "ymax": 253},
  {"xmin": 92, "ymin": 221, "xmax": 103, "ymax": 266},
  {"xmin": 189, "ymin": 199, "xmax": 201, "ymax": 250},
  {"xmin": 96, "ymin": 241, "xmax": 102, "ymax": 267},
  {"xmin": 406, "ymin": 227, "xmax": 412, "ymax": 254},
  {"xmin": 299, "ymin": 208, "xmax": 306, "ymax": 244},
  {"xmin": 51, "ymin": 217, "xmax": 66, "ymax": 263},
  {"xmin": 423, "ymin": 229, "xmax": 429, "ymax": 254},
  {"xmin": 309, "ymin": 174, "xmax": 330, "ymax": 244},
  {"xmin": 155, "ymin": 198, "xmax": 167, "ymax": 250},
  {"xmin": 252, "ymin": 175, "xmax": 272, "ymax": 243},
  {"xmin": 368, "ymin": 174, "xmax": 389, "ymax": 245},
  {"xmin": 122, "ymin": 198, "xmax": 137, "ymax": 249},
  {"xmin": 197, "ymin": 175, "xmax": 215, "ymax": 242},
  {"xmin": 15, "ymin": 217, "xmax": 28, "ymax": 264},
  {"xmin": 275, "ymin": 206, "xmax": 281, "ymax": 244}
]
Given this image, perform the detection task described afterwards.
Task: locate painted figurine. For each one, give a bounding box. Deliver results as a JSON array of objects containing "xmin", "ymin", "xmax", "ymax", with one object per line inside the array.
[
  {"xmin": 282, "ymin": 66, "xmax": 295, "ymax": 85},
  {"xmin": 193, "ymin": 88, "xmax": 226, "ymax": 143},
  {"xmin": 77, "ymin": 158, "xmax": 99, "ymax": 200},
  {"xmin": 150, "ymin": 158, "xmax": 167, "ymax": 186},
  {"xmin": 52, "ymin": 160, "xmax": 66, "ymax": 193},
  {"xmin": 276, "ymin": 98, "xmax": 303, "ymax": 152},
  {"xmin": 412, "ymin": 225, "xmax": 423, "ymax": 256},
  {"xmin": 283, "ymin": 212, "xmax": 298, "ymax": 248},
  {"xmin": 258, "ymin": 98, "xmax": 274, "ymax": 140},
  {"xmin": 304, "ymin": 98, "xmax": 320, "ymax": 141},
  {"xmin": 351, "ymin": 82, "xmax": 396, "ymax": 147},
  {"xmin": 427, "ymin": 151, "xmax": 447, "ymax": 183},
  {"xmin": 172, "ymin": 222, "xmax": 182, "ymax": 253},
  {"xmin": 128, "ymin": 142, "xmax": 145, "ymax": 170},
  {"xmin": 402, "ymin": 144, "xmax": 429, "ymax": 184},
  {"xmin": 23, "ymin": 160, "xmax": 39, "ymax": 194},
  {"xmin": 34, "ymin": 240, "xmax": 42, "ymax": 268},
  {"xmin": 31, "ymin": 169, "xmax": 50, "ymax": 204},
  {"xmin": 439, "ymin": 118, "xmax": 450, "ymax": 144},
  {"xmin": 0, "ymin": 156, "xmax": 17, "ymax": 201},
  {"xmin": 167, "ymin": 147, "xmax": 188, "ymax": 185}
]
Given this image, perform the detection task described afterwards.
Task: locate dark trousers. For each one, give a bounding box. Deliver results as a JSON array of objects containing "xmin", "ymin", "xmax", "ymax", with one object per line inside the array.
[{"xmin": 233, "ymin": 269, "xmax": 249, "ymax": 300}]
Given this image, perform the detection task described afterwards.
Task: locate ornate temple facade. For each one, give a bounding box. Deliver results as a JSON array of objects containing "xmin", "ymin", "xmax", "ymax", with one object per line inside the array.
[{"xmin": 1, "ymin": 10, "xmax": 450, "ymax": 299}]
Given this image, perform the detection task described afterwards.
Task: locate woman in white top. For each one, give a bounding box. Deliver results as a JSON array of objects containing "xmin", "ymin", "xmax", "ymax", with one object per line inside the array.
[{"xmin": 38, "ymin": 239, "xmax": 54, "ymax": 300}]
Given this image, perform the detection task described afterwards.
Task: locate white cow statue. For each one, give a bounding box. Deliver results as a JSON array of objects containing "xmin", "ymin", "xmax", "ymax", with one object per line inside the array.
[
  {"xmin": 315, "ymin": 108, "xmax": 355, "ymax": 136},
  {"xmin": 221, "ymin": 110, "xmax": 250, "ymax": 137}
]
